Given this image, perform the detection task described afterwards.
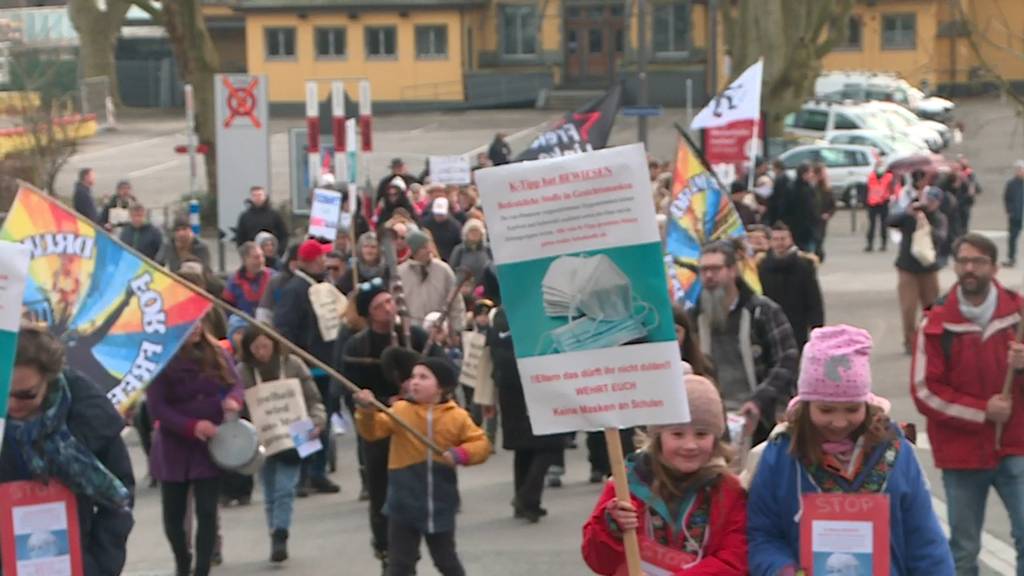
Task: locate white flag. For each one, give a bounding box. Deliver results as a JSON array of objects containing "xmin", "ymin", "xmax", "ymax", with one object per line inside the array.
[{"xmin": 690, "ymin": 58, "xmax": 763, "ymax": 130}]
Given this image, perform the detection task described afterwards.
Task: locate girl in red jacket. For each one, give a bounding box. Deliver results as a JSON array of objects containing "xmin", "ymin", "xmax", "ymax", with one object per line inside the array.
[{"xmin": 581, "ymin": 375, "xmax": 748, "ymax": 575}]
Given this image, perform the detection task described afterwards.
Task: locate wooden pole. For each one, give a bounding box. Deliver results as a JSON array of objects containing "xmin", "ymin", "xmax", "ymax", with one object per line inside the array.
[
  {"xmin": 996, "ymin": 319, "xmax": 1024, "ymax": 450},
  {"xmin": 604, "ymin": 428, "xmax": 642, "ymax": 576},
  {"xmin": 13, "ymin": 183, "xmax": 445, "ymax": 456}
]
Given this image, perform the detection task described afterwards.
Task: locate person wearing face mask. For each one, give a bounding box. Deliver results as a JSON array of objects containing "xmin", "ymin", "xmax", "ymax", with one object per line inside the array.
[
  {"xmin": 887, "ymin": 174, "xmax": 948, "ymax": 354},
  {"xmin": 582, "ymin": 375, "xmax": 748, "ymax": 575},
  {"xmin": 747, "ymin": 325, "xmax": 952, "ymax": 576},
  {"xmin": 273, "ymin": 238, "xmax": 342, "ymax": 496},
  {"xmin": 689, "ymin": 240, "xmax": 799, "ymax": 446},
  {"xmin": 397, "ymin": 230, "xmax": 466, "ymax": 332},
  {"xmin": 0, "ymin": 325, "xmax": 134, "ymax": 576},
  {"xmin": 865, "ymin": 155, "xmax": 895, "ymax": 253}
]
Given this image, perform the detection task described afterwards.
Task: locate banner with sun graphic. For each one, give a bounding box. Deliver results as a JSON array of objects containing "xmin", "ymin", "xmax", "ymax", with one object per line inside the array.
[{"xmin": 0, "ymin": 185, "xmax": 212, "ymax": 412}]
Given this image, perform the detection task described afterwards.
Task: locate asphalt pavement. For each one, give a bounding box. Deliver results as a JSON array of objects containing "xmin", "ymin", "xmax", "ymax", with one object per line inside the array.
[{"xmin": 50, "ymin": 98, "xmax": 1024, "ymax": 575}]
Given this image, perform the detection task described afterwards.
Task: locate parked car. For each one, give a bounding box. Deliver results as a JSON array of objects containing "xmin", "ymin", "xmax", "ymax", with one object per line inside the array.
[
  {"xmin": 777, "ymin": 144, "xmax": 877, "ymax": 206},
  {"xmin": 814, "ymin": 71, "xmax": 955, "ymax": 122},
  {"xmin": 784, "ymin": 101, "xmax": 935, "ymax": 152},
  {"xmin": 824, "ymin": 129, "xmax": 928, "ymax": 158},
  {"xmin": 861, "ymin": 101, "xmax": 951, "ymax": 149}
]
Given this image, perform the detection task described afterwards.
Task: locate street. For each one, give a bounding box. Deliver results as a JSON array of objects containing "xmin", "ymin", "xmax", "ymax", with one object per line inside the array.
[{"xmin": 57, "ymin": 98, "xmax": 1024, "ymax": 575}]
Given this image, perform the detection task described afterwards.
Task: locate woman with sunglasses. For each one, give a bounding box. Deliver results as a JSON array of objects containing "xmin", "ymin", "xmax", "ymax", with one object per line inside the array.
[
  {"xmin": 0, "ymin": 324, "xmax": 134, "ymax": 575},
  {"xmin": 147, "ymin": 322, "xmax": 243, "ymax": 576}
]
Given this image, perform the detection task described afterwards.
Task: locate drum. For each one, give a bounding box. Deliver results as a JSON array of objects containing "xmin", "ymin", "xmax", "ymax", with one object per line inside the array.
[{"xmin": 209, "ymin": 414, "xmax": 265, "ymax": 475}]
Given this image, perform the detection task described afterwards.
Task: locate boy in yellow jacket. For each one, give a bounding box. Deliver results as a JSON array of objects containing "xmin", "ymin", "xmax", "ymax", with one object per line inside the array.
[{"xmin": 355, "ymin": 357, "xmax": 490, "ymax": 576}]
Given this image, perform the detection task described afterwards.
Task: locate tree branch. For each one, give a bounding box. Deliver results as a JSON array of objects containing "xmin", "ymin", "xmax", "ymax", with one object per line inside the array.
[
  {"xmin": 956, "ymin": 0, "xmax": 1024, "ymax": 113},
  {"xmin": 131, "ymin": 0, "xmax": 164, "ymax": 24}
]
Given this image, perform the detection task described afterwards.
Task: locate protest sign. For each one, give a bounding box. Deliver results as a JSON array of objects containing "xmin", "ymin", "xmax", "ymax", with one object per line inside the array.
[
  {"xmin": 517, "ymin": 85, "xmax": 622, "ymax": 161},
  {"xmin": 0, "ymin": 480, "xmax": 83, "ymax": 576},
  {"xmin": 800, "ymin": 493, "xmax": 890, "ymax": 576},
  {"xmin": 0, "ymin": 241, "xmax": 30, "ymax": 444},
  {"xmin": 308, "ymin": 187, "xmax": 343, "ymax": 240},
  {"xmin": 244, "ymin": 377, "xmax": 310, "ymax": 456},
  {"xmin": 0, "ymin": 186, "xmax": 212, "ymax": 413},
  {"xmin": 288, "ymin": 419, "xmax": 323, "ymax": 458},
  {"xmin": 429, "ymin": 155, "xmax": 472, "ymax": 185},
  {"xmin": 458, "ymin": 331, "xmax": 492, "ymax": 390},
  {"xmin": 475, "ymin": 143, "xmax": 688, "ymax": 434}
]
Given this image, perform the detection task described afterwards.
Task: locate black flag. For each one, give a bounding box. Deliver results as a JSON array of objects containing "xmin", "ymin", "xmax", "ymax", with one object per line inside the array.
[{"xmin": 515, "ymin": 84, "xmax": 622, "ymax": 161}]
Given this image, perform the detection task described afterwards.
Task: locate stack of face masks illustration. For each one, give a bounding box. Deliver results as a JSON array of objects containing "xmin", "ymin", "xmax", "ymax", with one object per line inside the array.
[{"xmin": 540, "ymin": 254, "xmax": 657, "ymax": 353}]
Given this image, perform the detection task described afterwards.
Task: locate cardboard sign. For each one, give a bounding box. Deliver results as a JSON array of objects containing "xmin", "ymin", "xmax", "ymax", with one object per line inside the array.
[
  {"xmin": 308, "ymin": 282, "xmax": 345, "ymax": 342},
  {"xmin": 459, "ymin": 331, "xmax": 494, "ymax": 400},
  {"xmin": 0, "ymin": 241, "xmax": 30, "ymax": 444},
  {"xmin": 244, "ymin": 378, "xmax": 309, "ymax": 456},
  {"xmin": 800, "ymin": 493, "xmax": 890, "ymax": 576},
  {"xmin": 106, "ymin": 207, "xmax": 130, "ymax": 227},
  {"xmin": 614, "ymin": 537, "xmax": 697, "ymax": 576},
  {"xmin": 474, "ymin": 144, "xmax": 688, "ymax": 434},
  {"xmin": 429, "ymin": 155, "xmax": 472, "ymax": 185},
  {"xmin": 308, "ymin": 187, "xmax": 343, "ymax": 240},
  {"xmin": 0, "ymin": 480, "xmax": 84, "ymax": 576}
]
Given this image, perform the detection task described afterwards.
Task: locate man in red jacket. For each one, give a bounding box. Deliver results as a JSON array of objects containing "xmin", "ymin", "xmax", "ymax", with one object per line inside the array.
[
  {"xmin": 911, "ymin": 232, "xmax": 1024, "ymax": 575},
  {"xmin": 865, "ymin": 154, "xmax": 895, "ymax": 252}
]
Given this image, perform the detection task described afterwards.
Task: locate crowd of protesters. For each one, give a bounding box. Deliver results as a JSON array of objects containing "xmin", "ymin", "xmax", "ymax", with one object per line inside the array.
[{"xmin": 10, "ymin": 135, "xmax": 1023, "ymax": 576}]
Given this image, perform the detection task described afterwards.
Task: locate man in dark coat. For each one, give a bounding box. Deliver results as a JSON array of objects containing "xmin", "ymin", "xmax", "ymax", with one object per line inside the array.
[
  {"xmin": 782, "ymin": 163, "xmax": 819, "ymax": 253},
  {"xmin": 765, "ymin": 160, "xmax": 791, "ymax": 227},
  {"xmin": 375, "ymin": 158, "xmax": 419, "ymax": 206},
  {"xmin": 420, "ymin": 197, "xmax": 462, "ymax": 262},
  {"xmin": 487, "ymin": 132, "xmax": 512, "ymax": 166},
  {"xmin": 73, "ymin": 167, "xmax": 99, "ymax": 223},
  {"xmin": 119, "ymin": 203, "xmax": 163, "ymax": 260},
  {"xmin": 1004, "ymin": 160, "xmax": 1024, "ymax": 266},
  {"xmin": 235, "ymin": 186, "xmax": 289, "ymax": 255},
  {"xmin": 758, "ymin": 222, "xmax": 825, "ymax": 351},
  {"xmin": 273, "ymin": 239, "xmax": 341, "ymax": 495}
]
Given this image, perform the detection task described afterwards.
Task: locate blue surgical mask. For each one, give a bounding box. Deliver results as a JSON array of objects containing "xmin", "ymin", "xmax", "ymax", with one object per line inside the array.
[
  {"xmin": 542, "ymin": 254, "xmax": 633, "ymax": 320},
  {"xmin": 544, "ymin": 302, "xmax": 658, "ymax": 353}
]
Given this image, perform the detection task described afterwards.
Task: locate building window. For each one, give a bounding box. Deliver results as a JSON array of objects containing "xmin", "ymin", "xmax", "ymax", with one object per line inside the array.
[
  {"xmin": 265, "ymin": 27, "xmax": 295, "ymax": 59},
  {"xmin": 366, "ymin": 26, "xmax": 397, "ymax": 58},
  {"xmin": 415, "ymin": 25, "xmax": 448, "ymax": 59},
  {"xmin": 882, "ymin": 13, "xmax": 916, "ymax": 50},
  {"xmin": 653, "ymin": 2, "xmax": 690, "ymax": 54},
  {"xmin": 835, "ymin": 15, "xmax": 862, "ymax": 50},
  {"xmin": 501, "ymin": 5, "xmax": 538, "ymax": 56},
  {"xmin": 315, "ymin": 27, "xmax": 346, "ymax": 59}
]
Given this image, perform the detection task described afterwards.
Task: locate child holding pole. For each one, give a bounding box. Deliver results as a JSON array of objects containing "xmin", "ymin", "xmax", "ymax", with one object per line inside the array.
[
  {"xmin": 581, "ymin": 375, "xmax": 748, "ymax": 575},
  {"xmin": 354, "ymin": 358, "xmax": 491, "ymax": 576},
  {"xmin": 746, "ymin": 325, "xmax": 953, "ymax": 575}
]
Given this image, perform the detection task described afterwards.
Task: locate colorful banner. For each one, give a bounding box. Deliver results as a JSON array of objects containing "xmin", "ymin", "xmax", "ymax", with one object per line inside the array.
[
  {"xmin": 515, "ymin": 84, "xmax": 622, "ymax": 161},
  {"xmin": 0, "ymin": 186, "xmax": 213, "ymax": 412},
  {"xmin": 0, "ymin": 241, "xmax": 31, "ymax": 445},
  {"xmin": 664, "ymin": 137, "xmax": 761, "ymax": 308},
  {"xmin": 476, "ymin": 143, "xmax": 688, "ymax": 434}
]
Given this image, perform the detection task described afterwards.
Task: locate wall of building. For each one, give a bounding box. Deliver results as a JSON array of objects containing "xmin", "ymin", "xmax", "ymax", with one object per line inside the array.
[
  {"xmin": 244, "ymin": 9, "xmax": 466, "ymax": 104},
  {"xmin": 934, "ymin": 0, "xmax": 1024, "ymax": 89},
  {"xmin": 821, "ymin": 0, "xmax": 941, "ymax": 87}
]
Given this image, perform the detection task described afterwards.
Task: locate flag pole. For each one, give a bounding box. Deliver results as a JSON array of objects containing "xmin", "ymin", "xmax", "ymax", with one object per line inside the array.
[{"xmin": 11, "ymin": 182, "xmax": 445, "ymax": 456}]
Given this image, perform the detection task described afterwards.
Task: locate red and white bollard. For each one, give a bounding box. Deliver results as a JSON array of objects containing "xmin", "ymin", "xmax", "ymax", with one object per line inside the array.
[
  {"xmin": 305, "ymin": 81, "xmax": 321, "ymax": 188},
  {"xmin": 331, "ymin": 80, "xmax": 347, "ymax": 186},
  {"xmin": 359, "ymin": 80, "xmax": 373, "ymax": 152}
]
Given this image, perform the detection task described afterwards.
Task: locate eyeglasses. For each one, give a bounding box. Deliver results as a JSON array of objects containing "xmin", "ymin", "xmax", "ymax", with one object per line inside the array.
[
  {"xmin": 358, "ymin": 277, "xmax": 385, "ymax": 293},
  {"xmin": 699, "ymin": 264, "xmax": 727, "ymax": 275},
  {"xmin": 955, "ymin": 256, "xmax": 992, "ymax": 268}
]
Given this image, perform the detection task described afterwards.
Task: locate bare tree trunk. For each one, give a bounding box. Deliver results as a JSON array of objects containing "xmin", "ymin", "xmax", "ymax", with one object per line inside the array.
[
  {"xmin": 722, "ymin": 0, "xmax": 853, "ymax": 137},
  {"xmin": 134, "ymin": 0, "xmax": 221, "ymax": 199},
  {"xmin": 67, "ymin": 0, "xmax": 132, "ymax": 108}
]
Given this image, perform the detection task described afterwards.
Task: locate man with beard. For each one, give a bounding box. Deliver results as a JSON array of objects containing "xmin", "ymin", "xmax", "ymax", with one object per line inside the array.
[
  {"xmin": 912, "ymin": 233, "xmax": 1024, "ymax": 575},
  {"xmin": 689, "ymin": 240, "xmax": 799, "ymax": 445},
  {"xmin": 758, "ymin": 222, "xmax": 824, "ymax": 351}
]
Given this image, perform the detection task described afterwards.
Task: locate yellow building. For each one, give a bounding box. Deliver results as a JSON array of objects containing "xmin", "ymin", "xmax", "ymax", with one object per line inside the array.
[
  {"xmin": 820, "ymin": 0, "xmax": 1024, "ymax": 92},
  {"xmin": 227, "ymin": 0, "xmax": 705, "ymax": 109}
]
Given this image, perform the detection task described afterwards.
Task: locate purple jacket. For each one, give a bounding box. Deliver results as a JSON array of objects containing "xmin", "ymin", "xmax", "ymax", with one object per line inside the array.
[{"xmin": 146, "ymin": 351, "xmax": 243, "ymax": 482}]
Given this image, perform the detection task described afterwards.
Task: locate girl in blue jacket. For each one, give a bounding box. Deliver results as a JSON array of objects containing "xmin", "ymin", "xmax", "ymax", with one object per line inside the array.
[{"xmin": 747, "ymin": 325, "xmax": 953, "ymax": 575}]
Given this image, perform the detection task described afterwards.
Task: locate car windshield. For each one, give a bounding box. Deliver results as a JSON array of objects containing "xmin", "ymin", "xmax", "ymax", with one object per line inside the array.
[{"xmin": 853, "ymin": 111, "xmax": 894, "ymax": 132}]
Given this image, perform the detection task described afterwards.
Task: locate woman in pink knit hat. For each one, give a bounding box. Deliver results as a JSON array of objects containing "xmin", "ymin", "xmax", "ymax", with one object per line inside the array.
[
  {"xmin": 746, "ymin": 325, "xmax": 953, "ymax": 575},
  {"xmin": 581, "ymin": 375, "xmax": 748, "ymax": 575}
]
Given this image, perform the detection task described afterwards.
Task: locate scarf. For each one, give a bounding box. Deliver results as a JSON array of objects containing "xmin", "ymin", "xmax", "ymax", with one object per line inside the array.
[
  {"xmin": 958, "ymin": 284, "xmax": 997, "ymax": 328},
  {"xmin": 10, "ymin": 375, "xmax": 131, "ymax": 510}
]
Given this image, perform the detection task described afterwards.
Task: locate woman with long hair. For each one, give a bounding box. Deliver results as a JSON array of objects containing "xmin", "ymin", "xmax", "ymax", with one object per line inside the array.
[{"xmin": 147, "ymin": 322, "xmax": 243, "ymax": 576}]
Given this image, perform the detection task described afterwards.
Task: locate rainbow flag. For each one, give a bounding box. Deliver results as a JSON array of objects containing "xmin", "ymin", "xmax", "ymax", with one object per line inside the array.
[
  {"xmin": 665, "ymin": 137, "xmax": 761, "ymax": 308},
  {"xmin": 0, "ymin": 185, "xmax": 212, "ymax": 412}
]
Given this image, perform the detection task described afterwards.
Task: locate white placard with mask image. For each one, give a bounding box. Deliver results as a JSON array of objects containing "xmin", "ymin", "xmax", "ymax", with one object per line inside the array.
[{"xmin": 474, "ymin": 143, "xmax": 688, "ymax": 434}]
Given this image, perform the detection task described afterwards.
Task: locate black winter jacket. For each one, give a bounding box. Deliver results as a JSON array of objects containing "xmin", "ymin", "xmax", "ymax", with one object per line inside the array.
[
  {"xmin": 119, "ymin": 223, "xmax": 163, "ymax": 260},
  {"xmin": 1005, "ymin": 176, "xmax": 1024, "ymax": 221},
  {"xmin": 273, "ymin": 273, "xmax": 334, "ymax": 364},
  {"xmin": 0, "ymin": 371, "xmax": 135, "ymax": 576},
  {"xmin": 758, "ymin": 250, "xmax": 824, "ymax": 350},
  {"xmin": 235, "ymin": 202, "xmax": 289, "ymax": 255}
]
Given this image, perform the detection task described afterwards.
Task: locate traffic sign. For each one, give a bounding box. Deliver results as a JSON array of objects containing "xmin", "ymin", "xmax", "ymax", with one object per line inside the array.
[{"xmin": 621, "ymin": 106, "xmax": 663, "ymax": 117}]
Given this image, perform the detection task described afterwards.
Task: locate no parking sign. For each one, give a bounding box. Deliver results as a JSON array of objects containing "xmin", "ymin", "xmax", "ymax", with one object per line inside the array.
[{"xmin": 215, "ymin": 74, "xmax": 270, "ymax": 240}]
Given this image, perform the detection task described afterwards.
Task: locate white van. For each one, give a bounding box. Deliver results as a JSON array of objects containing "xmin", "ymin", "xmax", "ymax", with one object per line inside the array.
[
  {"xmin": 814, "ymin": 71, "xmax": 955, "ymax": 122},
  {"xmin": 784, "ymin": 101, "xmax": 936, "ymax": 152}
]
